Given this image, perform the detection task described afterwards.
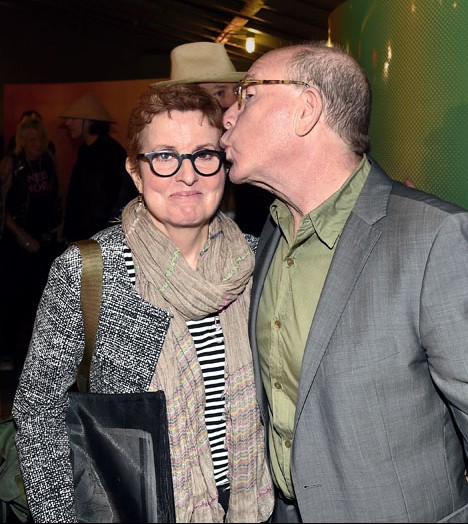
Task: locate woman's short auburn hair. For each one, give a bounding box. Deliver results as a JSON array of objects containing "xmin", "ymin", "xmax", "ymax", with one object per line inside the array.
[{"xmin": 126, "ymin": 83, "xmax": 224, "ymax": 174}]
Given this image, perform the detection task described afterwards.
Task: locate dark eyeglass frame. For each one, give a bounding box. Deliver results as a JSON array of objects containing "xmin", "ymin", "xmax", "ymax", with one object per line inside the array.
[
  {"xmin": 136, "ymin": 149, "xmax": 226, "ymax": 177},
  {"xmin": 235, "ymin": 79, "xmax": 311, "ymax": 110}
]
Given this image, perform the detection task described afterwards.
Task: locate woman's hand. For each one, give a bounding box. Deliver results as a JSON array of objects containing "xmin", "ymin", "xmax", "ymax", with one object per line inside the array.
[{"xmin": 5, "ymin": 213, "xmax": 40, "ymax": 253}]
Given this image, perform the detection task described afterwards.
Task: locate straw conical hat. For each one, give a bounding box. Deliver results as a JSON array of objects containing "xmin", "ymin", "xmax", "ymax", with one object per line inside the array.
[
  {"xmin": 58, "ymin": 92, "xmax": 116, "ymax": 122},
  {"xmin": 152, "ymin": 42, "xmax": 246, "ymax": 87}
]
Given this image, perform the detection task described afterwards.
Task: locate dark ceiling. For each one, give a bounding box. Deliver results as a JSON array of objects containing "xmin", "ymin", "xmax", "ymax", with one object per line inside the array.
[{"xmin": 1, "ymin": 0, "xmax": 346, "ymax": 83}]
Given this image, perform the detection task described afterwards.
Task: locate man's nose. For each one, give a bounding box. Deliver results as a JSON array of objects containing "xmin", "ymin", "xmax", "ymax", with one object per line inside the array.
[{"xmin": 223, "ymin": 102, "xmax": 239, "ymax": 130}]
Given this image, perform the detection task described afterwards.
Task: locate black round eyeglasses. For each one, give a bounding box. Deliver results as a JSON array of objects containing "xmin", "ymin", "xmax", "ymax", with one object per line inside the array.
[{"xmin": 137, "ymin": 149, "xmax": 226, "ymax": 177}]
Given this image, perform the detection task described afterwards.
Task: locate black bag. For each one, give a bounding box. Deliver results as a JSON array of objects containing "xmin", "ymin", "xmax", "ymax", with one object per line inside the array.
[
  {"xmin": 67, "ymin": 391, "xmax": 174, "ymax": 523},
  {"xmin": 0, "ymin": 240, "xmax": 175, "ymax": 523}
]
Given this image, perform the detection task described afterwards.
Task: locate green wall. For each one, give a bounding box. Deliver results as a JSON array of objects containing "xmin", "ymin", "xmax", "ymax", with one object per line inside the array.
[{"xmin": 329, "ymin": 0, "xmax": 468, "ymax": 209}]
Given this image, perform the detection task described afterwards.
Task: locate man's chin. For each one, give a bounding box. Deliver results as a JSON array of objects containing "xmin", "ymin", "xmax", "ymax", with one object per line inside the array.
[{"xmin": 227, "ymin": 166, "xmax": 245, "ymax": 185}]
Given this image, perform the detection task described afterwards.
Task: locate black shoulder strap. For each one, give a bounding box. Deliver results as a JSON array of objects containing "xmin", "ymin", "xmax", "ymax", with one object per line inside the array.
[{"xmin": 74, "ymin": 239, "xmax": 103, "ymax": 393}]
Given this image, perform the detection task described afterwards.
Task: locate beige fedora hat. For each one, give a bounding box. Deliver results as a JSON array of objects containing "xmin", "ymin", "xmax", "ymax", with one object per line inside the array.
[
  {"xmin": 58, "ymin": 92, "xmax": 116, "ymax": 122},
  {"xmin": 152, "ymin": 42, "xmax": 246, "ymax": 87}
]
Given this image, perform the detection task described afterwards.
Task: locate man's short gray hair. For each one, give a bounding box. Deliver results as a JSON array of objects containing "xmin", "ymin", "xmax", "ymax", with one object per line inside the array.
[{"xmin": 288, "ymin": 41, "xmax": 372, "ymax": 155}]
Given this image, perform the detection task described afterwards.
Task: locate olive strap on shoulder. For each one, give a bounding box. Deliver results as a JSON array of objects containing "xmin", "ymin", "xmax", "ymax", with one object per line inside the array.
[{"xmin": 74, "ymin": 239, "xmax": 103, "ymax": 393}]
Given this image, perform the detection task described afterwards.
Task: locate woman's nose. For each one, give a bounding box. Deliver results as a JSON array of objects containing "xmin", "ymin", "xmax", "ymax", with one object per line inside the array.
[{"xmin": 174, "ymin": 157, "xmax": 198, "ymax": 185}]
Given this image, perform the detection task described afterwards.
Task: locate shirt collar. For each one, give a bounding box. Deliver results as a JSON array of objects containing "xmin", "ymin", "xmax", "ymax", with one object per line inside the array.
[{"xmin": 270, "ymin": 155, "xmax": 371, "ymax": 249}]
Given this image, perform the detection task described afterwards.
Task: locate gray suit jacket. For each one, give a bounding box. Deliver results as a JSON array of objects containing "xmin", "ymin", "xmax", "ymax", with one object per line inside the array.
[{"xmin": 250, "ymin": 159, "xmax": 468, "ymax": 522}]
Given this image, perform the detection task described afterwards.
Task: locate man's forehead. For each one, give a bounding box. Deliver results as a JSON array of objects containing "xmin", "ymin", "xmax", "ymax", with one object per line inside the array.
[{"xmin": 247, "ymin": 51, "xmax": 288, "ymax": 79}]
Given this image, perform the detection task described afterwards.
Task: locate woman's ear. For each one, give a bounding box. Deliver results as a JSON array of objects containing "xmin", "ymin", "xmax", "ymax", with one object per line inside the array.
[
  {"xmin": 294, "ymin": 87, "xmax": 323, "ymax": 137},
  {"xmin": 126, "ymin": 158, "xmax": 143, "ymax": 193}
]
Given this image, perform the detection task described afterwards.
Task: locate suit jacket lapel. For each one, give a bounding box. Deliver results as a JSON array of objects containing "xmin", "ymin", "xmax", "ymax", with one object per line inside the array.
[
  {"xmin": 295, "ymin": 160, "xmax": 393, "ymax": 424},
  {"xmin": 294, "ymin": 214, "xmax": 382, "ymax": 422},
  {"xmin": 250, "ymin": 217, "xmax": 280, "ymax": 417},
  {"xmin": 249, "ymin": 159, "xmax": 393, "ymax": 424}
]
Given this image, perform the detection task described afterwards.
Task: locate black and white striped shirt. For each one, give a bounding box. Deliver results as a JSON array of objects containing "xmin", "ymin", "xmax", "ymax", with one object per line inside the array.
[{"xmin": 123, "ymin": 246, "xmax": 229, "ymax": 487}]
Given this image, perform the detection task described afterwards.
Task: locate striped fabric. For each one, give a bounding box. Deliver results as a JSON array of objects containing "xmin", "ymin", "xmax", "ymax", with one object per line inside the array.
[{"xmin": 123, "ymin": 245, "xmax": 229, "ymax": 487}]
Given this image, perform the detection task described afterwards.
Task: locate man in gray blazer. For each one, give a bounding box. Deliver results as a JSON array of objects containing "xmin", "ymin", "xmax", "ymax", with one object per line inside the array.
[{"xmin": 221, "ymin": 41, "xmax": 468, "ymax": 523}]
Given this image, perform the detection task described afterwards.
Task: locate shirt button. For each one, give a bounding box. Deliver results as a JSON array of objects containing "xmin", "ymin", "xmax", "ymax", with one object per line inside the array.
[
  {"xmin": 274, "ymin": 320, "xmax": 281, "ymax": 328},
  {"xmin": 274, "ymin": 381, "xmax": 282, "ymax": 390},
  {"xmin": 285, "ymin": 439, "xmax": 292, "ymax": 448},
  {"xmin": 287, "ymin": 257, "xmax": 294, "ymax": 267}
]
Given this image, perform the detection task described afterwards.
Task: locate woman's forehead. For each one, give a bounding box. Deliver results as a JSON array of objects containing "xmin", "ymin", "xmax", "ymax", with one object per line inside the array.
[{"xmin": 142, "ymin": 111, "xmax": 221, "ymax": 148}]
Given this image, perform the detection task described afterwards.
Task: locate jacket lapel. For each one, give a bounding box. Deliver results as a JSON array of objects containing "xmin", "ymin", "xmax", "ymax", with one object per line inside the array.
[
  {"xmin": 249, "ymin": 160, "xmax": 393, "ymax": 424},
  {"xmin": 294, "ymin": 160, "xmax": 393, "ymax": 424},
  {"xmin": 249, "ymin": 216, "xmax": 281, "ymax": 417},
  {"xmin": 293, "ymin": 214, "xmax": 381, "ymax": 423}
]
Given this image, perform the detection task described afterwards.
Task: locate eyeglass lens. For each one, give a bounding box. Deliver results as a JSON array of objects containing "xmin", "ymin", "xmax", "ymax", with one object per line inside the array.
[
  {"xmin": 236, "ymin": 80, "xmax": 311, "ymax": 109},
  {"xmin": 148, "ymin": 150, "xmax": 223, "ymax": 177}
]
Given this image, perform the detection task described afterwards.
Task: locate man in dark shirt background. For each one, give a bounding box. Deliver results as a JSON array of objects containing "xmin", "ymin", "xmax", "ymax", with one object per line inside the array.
[{"xmin": 59, "ymin": 92, "xmax": 136, "ymax": 242}]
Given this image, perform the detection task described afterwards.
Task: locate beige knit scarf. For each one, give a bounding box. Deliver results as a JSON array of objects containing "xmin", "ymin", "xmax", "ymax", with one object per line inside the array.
[{"xmin": 122, "ymin": 199, "xmax": 274, "ymax": 523}]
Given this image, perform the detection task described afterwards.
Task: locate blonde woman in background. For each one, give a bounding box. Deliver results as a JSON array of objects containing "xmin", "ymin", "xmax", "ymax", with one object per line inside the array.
[{"xmin": 0, "ymin": 116, "xmax": 62, "ymax": 371}]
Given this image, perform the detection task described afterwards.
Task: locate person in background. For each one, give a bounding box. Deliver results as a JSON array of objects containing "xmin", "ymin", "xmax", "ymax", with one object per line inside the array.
[
  {"xmin": 0, "ymin": 155, "xmax": 9, "ymax": 371},
  {"xmin": 0, "ymin": 158, "xmax": 5, "ymax": 237},
  {"xmin": 0, "ymin": 188, "xmax": 3, "ymax": 233},
  {"xmin": 155, "ymin": 41, "xmax": 273, "ymax": 234},
  {"xmin": 5, "ymin": 109, "xmax": 56, "ymax": 158},
  {"xmin": 59, "ymin": 92, "xmax": 136, "ymax": 242},
  {"xmin": 154, "ymin": 41, "xmax": 246, "ymax": 110},
  {"xmin": 221, "ymin": 40, "xmax": 468, "ymax": 523},
  {"xmin": 0, "ymin": 116, "xmax": 63, "ymax": 370},
  {"xmin": 13, "ymin": 83, "xmax": 274, "ymax": 523}
]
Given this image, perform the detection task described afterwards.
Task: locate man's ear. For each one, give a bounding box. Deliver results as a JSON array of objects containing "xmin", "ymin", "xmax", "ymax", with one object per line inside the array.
[
  {"xmin": 294, "ymin": 87, "xmax": 322, "ymax": 137},
  {"xmin": 126, "ymin": 158, "xmax": 143, "ymax": 193}
]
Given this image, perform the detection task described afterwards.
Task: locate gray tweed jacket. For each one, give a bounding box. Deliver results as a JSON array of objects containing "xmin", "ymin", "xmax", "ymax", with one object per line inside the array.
[{"xmin": 12, "ymin": 224, "xmax": 257, "ymax": 522}]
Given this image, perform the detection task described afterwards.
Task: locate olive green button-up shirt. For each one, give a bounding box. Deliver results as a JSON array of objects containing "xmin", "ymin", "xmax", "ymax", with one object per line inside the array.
[{"xmin": 257, "ymin": 156, "xmax": 370, "ymax": 498}]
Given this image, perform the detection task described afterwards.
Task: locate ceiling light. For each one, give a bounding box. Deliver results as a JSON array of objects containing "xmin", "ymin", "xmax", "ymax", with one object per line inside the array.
[{"xmin": 246, "ymin": 36, "xmax": 255, "ymax": 53}]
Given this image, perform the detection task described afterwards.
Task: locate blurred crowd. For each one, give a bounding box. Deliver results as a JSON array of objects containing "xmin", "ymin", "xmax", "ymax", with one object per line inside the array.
[{"xmin": 0, "ymin": 97, "xmax": 136, "ymax": 371}]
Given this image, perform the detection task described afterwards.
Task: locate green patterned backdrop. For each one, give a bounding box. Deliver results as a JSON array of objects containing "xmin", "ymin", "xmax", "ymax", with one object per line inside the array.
[{"xmin": 329, "ymin": 0, "xmax": 468, "ymax": 209}]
